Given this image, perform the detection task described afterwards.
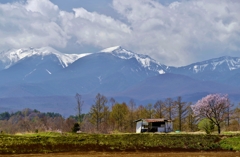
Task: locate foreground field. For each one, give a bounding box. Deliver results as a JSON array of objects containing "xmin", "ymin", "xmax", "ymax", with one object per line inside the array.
[
  {"xmin": 2, "ymin": 152, "xmax": 240, "ymax": 157},
  {"xmin": 0, "ymin": 132, "xmax": 240, "ymax": 154}
]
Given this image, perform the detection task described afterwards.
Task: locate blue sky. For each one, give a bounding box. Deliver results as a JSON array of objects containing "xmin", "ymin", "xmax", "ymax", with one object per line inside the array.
[{"xmin": 0, "ymin": 0, "xmax": 240, "ymax": 66}]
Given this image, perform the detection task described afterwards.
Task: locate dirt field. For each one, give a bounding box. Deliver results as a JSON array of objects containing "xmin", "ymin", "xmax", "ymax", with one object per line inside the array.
[{"xmin": 3, "ymin": 152, "xmax": 240, "ymax": 157}]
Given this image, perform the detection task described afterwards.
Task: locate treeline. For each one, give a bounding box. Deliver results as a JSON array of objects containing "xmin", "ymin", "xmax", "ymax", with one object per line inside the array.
[
  {"xmin": 1, "ymin": 93, "xmax": 240, "ymax": 134},
  {"xmin": 0, "ymin": 109, "xmax": 76, "ymax": 134},
  {"xmin": 81, "ymin": 94, "xmax": 240, "ymax": 133}
]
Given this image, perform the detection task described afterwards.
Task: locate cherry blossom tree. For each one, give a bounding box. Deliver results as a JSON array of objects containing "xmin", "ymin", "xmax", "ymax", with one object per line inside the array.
[{"xmin": 191, "ymin": 94, "xmax": 231, "ymax": 134}]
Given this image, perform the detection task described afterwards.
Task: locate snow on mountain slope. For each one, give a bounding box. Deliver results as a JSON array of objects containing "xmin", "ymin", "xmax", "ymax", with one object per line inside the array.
[
  {"xmin": 0, "ymin": 47, "xmax": 91, "ymax": 69},
  {"xmin": 100, "ymin": 46, "xmax": 168, "ymax": 74},
  {"xmin": 181, "ymin": 56, "xmax": 240, "ymax": 74}
]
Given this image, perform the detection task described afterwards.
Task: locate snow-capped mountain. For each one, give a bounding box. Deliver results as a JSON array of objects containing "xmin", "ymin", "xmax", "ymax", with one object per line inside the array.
[
  {"xmin": 0, "ymin": 47, "xmax": 91, "ymax": 70},
  {"xmin": 0, "ymin": 46, "xmax": 166, "ymax": 94},
  {"xmin": 51, "ymin": 49, "xmax": 163, "ymax": 95},
  {"xmin": 0, "ymin": 46, "xmax": 240, "ymax": 116},
  {"xmin": 0, "ymin": 47, "xmax": 92, "ymax": 85},
  {"xmin": 100, "ymin": 46, "xmax": 168, "ymax": 74},
  {"xmin": 1, "ymin": 46, "xmax": 240, "ymax": 88},
  {"xmin": 169, "ymin": 56, "xmax": 240, "ymax": 82},
  {"xmin": 175, "ymin": 56, "xmax": 240, "ymax": 73}
]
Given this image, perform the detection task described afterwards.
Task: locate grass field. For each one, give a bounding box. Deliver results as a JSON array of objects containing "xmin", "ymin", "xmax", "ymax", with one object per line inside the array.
[{"xmin": 0, "ymin": 132, "xmax": 240, "ymax": 154}]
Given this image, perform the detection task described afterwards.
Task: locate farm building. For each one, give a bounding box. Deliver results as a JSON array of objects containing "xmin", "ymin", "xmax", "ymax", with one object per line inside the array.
[{"xmin": 134, "ymin": 119, "xmax": 173, "ymax": 133}]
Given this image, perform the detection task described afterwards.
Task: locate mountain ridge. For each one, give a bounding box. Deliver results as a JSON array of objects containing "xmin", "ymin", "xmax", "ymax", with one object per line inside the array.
[
  {"xmin": 2, "ymin": 46, "xmax": 239, "ymax": 74},
  {"xmin": 173, "ymin": 56, "xmax": 240, "ymax": 73},
  {"xmin": 0, "ymin": 47, "xmax": 91, "ymax": 70},
  {"xmin": 100, "ymin": 46, "xmax": 168, "ymax": 74},
  {"xmin": 0, "ymin": 46, "xmax": 240, "ymax": 116}
]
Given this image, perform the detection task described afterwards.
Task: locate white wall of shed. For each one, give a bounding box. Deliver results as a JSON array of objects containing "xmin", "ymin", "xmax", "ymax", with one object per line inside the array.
[
  {"xmin": 165, "ymin": 121, "xmax": 173, "ymax": 132},
  {"xmin": 136, "ymin": 121, "xmax": 142, "ymax": 133},
  {"xmin": 157, "ymin": 127, "xmax": 165, "ymax": 132}
]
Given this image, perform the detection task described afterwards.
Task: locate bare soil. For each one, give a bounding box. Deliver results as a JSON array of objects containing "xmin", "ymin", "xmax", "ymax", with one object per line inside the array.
[{"xmin": 2, "ymin": 152, "xmax": 240, "ymax": 157}]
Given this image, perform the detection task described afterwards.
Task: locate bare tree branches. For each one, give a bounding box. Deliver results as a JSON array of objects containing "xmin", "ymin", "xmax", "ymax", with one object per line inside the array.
[
  {"xmin": 75, "ymin": 93, "xmax": 84, "ymax": 127},
  {"xmin": 175, "ymin": 96, "xmax": 188, "ymax": 131},
  {"xmin": 90, "ymin": 93, "xmax": 108, "ymax": 132},
  {"xmin": 154, "ymin": 100, "xmax": 165, "ymax": 118}
]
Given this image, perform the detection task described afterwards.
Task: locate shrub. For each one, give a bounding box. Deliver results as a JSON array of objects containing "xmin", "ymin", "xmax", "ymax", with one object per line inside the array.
[
  {"xmin": 198, "ymin": 118, "xmax": 215, "ymax": 134},
  {"xmin": 72, "ymin": 123, "xmax": 80, "ymax": 133}
]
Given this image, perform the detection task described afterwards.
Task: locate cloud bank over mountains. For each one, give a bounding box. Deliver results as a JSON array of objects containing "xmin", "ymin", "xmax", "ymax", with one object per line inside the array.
[{"xmin": 0, "ymin": 0, "xmax": 240, "ymax": 66}]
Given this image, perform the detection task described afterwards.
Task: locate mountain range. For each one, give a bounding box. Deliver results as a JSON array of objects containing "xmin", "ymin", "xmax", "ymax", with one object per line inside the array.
[{"xmin": 0, "ymin": 46, "xmax": 240, "ymax": 116}]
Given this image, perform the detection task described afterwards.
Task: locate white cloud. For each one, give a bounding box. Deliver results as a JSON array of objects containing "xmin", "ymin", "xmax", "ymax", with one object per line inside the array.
[
  {"xmin": 0, "ymin": 0, "xmax": 131, "ymax": 54},
  {"xmin": 0, "ymin": 0, "xmax": 240, "ymax": 66},
  {"xmin": 66, "ymin": 7, "xmax": 131, "ymax": 47},
  {"xmin": 25, "ymin": 0, "xmax": 59, "ymax": 17},
  {"xmin": 0, "ymin": 1, "xmax": 68, "ymax": 50},
  {"xmin": 112, "ymin": 0, "xmax": 240, "ymax": 66}
]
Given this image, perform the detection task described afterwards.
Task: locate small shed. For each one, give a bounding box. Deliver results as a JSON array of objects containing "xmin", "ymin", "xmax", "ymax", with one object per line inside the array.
[{"xmin": 134, "ymin": 118, "xmax": 173, "ymax": 133}]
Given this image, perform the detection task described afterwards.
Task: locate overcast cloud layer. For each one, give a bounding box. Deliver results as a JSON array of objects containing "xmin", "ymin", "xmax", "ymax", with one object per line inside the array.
[{"xmin": 0, "ymin": 0, "xmax": 240, "ymax": 66}]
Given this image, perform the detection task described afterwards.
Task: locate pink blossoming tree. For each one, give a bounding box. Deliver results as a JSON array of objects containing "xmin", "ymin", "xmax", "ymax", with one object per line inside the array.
[{"xmin": 191, "ymin": 94, "xmax": 231, "ymax": 134}]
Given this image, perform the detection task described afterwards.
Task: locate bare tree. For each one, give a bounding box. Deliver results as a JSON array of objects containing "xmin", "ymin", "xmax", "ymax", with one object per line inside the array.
[
  {"xmin": 164, "ymin": 98, "xmax": 175, "ymax": 120},
  {"xmin": 232, "ymin": 104, "xmax": 240, "ymax": 130},
  {"xmin": 109, "ymin": 97, "xmax": 116, "ymax": 111},
  {"xmin": 145, "ymin": 104, "xmax": 154, "ymax": 119},
  {"xmin": 90, "ymin": 93, "xmax": 108, "ymax": 132},
  {"xmin": 108, "ymin": 98, "xmax": 116, "ymax": 131},
  {"xmin": 128, "ymin": 99, "xmax": 136, "ymax": 132},
  {"xmin": 175, "ymin": 96, "xmax": 188, "ymax": 131},
  {"xmin": 63, "ymin": 118, "xmax": 76, "ymax": 132},
  {"xmin": 81, "ymin": 113, "xmax": 95, "ymax": 133},
  {"xmin": 136, "ymin": 105, "xmax": 145, "ymax": 119},
  {"xmin": 186, "ymin": 104, "xmax": 199, "ymax": 132},
  {"xmin": 110, "ymin": 102, "xmax": 129, "ymax": 132},
  {"xmin": 191, "ymin": 94, "xmax": 231, "ymax": 134},
  {"xmin": 154, "ymin": 100, "xmax": 165, "ymax": 118},
  {"xmin": 225, "ymin": 101, "xmax": 232, "ymax": 127},
  {"xmin": 75, "ymin": 93, "xmax": 84, "ymax": 126},
  {"xmin": 102, "ymin": 104, "xmax": 110, "ymax": 133}
]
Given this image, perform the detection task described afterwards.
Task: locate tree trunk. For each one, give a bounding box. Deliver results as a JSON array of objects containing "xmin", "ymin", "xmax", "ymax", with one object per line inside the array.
[{"xmin": 217, "ymin": 124, "xmax": 221, "ymax": 134}]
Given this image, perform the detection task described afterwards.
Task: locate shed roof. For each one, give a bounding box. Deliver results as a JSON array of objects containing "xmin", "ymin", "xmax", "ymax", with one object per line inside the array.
[{"xmin": 134, "ymin": 118, "xmax": 172, "ymax": 123}]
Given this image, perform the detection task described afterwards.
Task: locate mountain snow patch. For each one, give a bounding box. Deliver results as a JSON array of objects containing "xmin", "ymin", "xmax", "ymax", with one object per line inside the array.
[
  {"xmin": 100, "ymin": 46, "xmax": 121, "ymax": 53},
  {"xmin": 159, "ymin": 70, "xmax": 166, "ymax": 74},
  {"xmin": 0, "ymin": 47, "xmax": 91, "ymax": 69},
  {"xmin": 46, "ymin": 69, "xmax": 52, "ymax": 74},
  {"xmin": 98, "ymin": 76, "xmax": 102, "ymax": 84},
  {"xmin": 25, "ymin": 69, "xmax": 36, "ymax": 78},
  {"xmin": 100, "ymin": 46, "xmax": 168, "ymax": 73},
  {"xmin": 183, "ymin": 56, "xmax": 240, "ymax": 74},
  {"xmin": 192, "ymin": 64, "xmax": 208, "ymax": 73}
]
